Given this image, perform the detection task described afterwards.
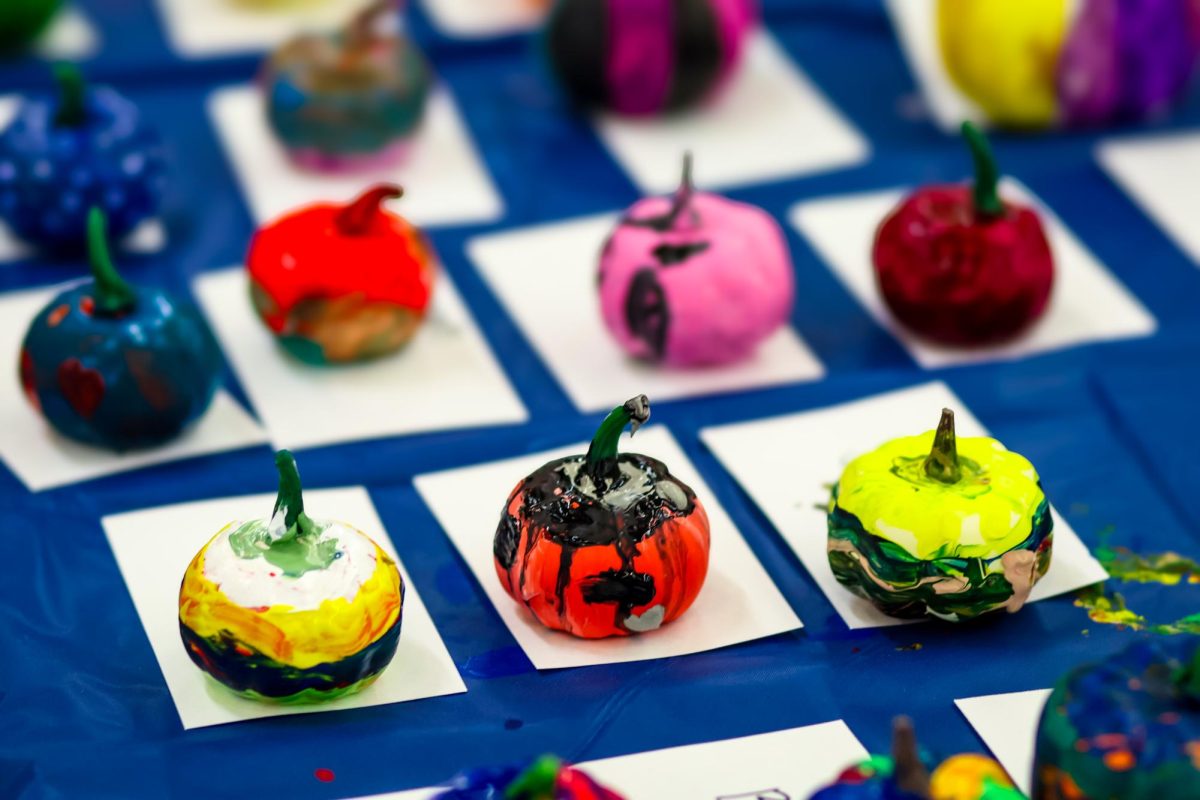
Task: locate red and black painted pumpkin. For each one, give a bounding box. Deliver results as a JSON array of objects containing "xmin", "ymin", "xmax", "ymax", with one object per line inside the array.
[
  {"xmin": 493, "ymin": 395, "xmax": 710, "ymax": 639},
  {"xmin": 545, "ymin": 0, "xmax": 758, "ymax": 116}
]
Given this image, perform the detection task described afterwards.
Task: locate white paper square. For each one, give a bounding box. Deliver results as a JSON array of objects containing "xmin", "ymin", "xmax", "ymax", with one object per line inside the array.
[
  {"xmin": 193, "ymin": 267, "xmax": 527, "ymax": 451},
  {"xmin": 351, "ymin": 719, "xmax": 868, "ymax": 800},
  {"xmin": 414, "ymin": 425, "xmax": 803, "ymax": 670},
  {"xmin": 883, "ymin": 0, "xmax": 987, "ymax": 133},
  {"xmin": 0, "ymin": 96, "xmax": 165, "ymax": 265},
  {"xmin": 700, "ymin": 381, "xmax": 1110, "ymax": 629},
  {"xmin": 34, "ymin": 5, "xmax": 99, "ymax": 60},
  {"xmin": 1097, "ymin": 132, "xmax": 1200, "ymax": 268},
  {"xmin": 154, "ymin": 0, "xmax": 365, "ymax": 58},
  {"xmin": 956, "ymin": 689, "xmax": 1051, "ymax": 797},
  {"xmin": 419, "ymin": 0, "xmax": 543, "ymax": 38},
  {"xmin": 0, "ymin": 284, "xmax": 267, "ymax": 492},
  {"xmin": 595, "ymin": 30, "xmax": 869, "ymax": 194},
  {"xmin": 209, "ymin": 84, "xmax": 503, "ymax": 229},
  {"xmin": 467, "ymin": 213, "xmax": 825, "ymax": 413},
  {"xmin": 790, "ymin": 180, "xmax": 1156, "ymax": 369},
  {"xmin": 103, "ymin": 486, "xmax": 467, "ymax": 729}
]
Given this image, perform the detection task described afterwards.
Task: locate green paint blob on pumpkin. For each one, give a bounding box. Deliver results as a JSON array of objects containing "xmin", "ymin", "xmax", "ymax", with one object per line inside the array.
[{"xmin": 827, "ymin": 408, "xmax": 1054, "ymax": 622}]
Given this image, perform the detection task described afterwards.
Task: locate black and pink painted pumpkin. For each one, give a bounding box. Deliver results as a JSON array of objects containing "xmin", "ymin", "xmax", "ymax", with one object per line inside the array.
[
  {"xmin": 545, "ymin": 0, "xmax": 758, "ymax": 116},
  {"xmin": 598, "ymin": 154, "xmax": 794, "ymax": 366},
  {"xmin": 494, "ymin": 395, "xmax": 711, "ymax": 639}
]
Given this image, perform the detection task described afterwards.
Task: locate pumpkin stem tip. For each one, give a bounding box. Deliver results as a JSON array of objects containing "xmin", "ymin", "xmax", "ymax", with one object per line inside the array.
[
  {"xmin": 962, "ymin": 120, "xmax": 1003, "ymax": 221},
  {"xmin": 924, "ymin": 408, "xmax": 962, "ymax": 484},
  {"xmin": 891, "ymin": 716, "xmax": 931, "ymax": 798}
]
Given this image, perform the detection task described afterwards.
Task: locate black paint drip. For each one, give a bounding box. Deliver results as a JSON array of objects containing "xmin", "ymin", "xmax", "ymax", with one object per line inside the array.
[
  {"xmin": 625, "ymin": 268, "xmax": 669, "ymax": 359},
  {"xmin": 653, "ymin": 241, "xmax": 710, "ymax": 266},
  {"xmin": 497, "ymin": 453, "xmax": 697, "ymax": 632}
]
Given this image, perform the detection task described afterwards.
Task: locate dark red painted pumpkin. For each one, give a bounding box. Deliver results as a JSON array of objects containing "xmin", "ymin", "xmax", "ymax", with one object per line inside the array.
[{"xmin": 493, "ymin": 395, "xmax": 710, "ymax": 639}]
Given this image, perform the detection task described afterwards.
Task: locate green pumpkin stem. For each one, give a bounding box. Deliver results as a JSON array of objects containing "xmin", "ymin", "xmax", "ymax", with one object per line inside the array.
[
  {"xmin": 335, "ymin": 184, "xmax": 403, "ymax": 236},
  {"xmin": 584, "ymin": 395, "xmax": 650, "ymax": 481},
  {"xmin": 504, "ymin": 755, "xmax": 562, "ymax": 800},
  {"xmin": 924, "ymin": 408, "xmax": 962, "ymax": 485},
  {"xmin": 890, "ymin": 717, "xmax": 931, "ymax": 799},
  {"xmin": 53, "ymin": 63, "xmax": 87, "ymax": 128},
  {"xmin": 272, "ymin": 450, "xmax": 317, "ymax": 538},
  {"xmin": 87, "ymin": 208, "xmax": 137, "ymax": 316},
  {"xmin": 962, "ymin": 121, "xmax": 1003, "ymax": 221}
]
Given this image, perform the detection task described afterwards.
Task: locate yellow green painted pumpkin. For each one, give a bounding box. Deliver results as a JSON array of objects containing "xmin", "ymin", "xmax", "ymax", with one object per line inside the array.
[{"xmin": 827, "ymin": 408, "xmax": 1053, "ymax": 622}]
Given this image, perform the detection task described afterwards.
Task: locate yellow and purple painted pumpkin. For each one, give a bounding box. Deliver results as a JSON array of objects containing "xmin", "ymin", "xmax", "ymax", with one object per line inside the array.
[
  {"xmin": 545, "ymin": 0, "xmax": 757, "ymax": 115},
  {"xmin": 179, "ymin": 451, "xmax": 404, "ymax": 703},
  {"xmin": 1032, "ymin": 637, "xmax": 1200, "ymax": 799},
  {"xmin": 598, "ymin": 155, "xmax": 794, "ymax": 367},
  {"xmin": 828, "ymin": 408, "xmax": 1053, "ymax": 622},
  {"xmin": 938, "ymin": 0, "xmax": 1200, "ymax": 128}
]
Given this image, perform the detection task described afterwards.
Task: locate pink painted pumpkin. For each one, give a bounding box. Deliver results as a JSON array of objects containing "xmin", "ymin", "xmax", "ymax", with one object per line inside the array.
[{"xmin": 597, "ymin": 155, "xmax": 794, "ymax": 366}]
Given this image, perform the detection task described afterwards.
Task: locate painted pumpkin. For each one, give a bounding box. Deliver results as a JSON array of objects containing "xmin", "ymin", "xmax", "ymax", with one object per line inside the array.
[
  {"xmin": 938, "ymin": 0, "xmax": 1199, "ymax": 128},
  {"xmin": 0, "ymin": 65, "xmax": 167, "ymax": 250},
  {"xmin": 1032, "ymin": 636, "xmax": 1200, "ymax": 799},
  {"xmin": 434, "ymin": 755, "xmax": 625, "ymax": 799},
  {"xmin": 827, "ymin": 408, "xmax": 1053, "ymax": 622},
  {"xmin": 598, "ymin": 154, "xmax": 794, "ymax": 366},
  {"xmin": 179, "ymin": 450, "xmax": 404, "ymax": 703},
  {"xmin": 545, "ymin": 0, "xmax": 757, "ymax": 115},
  {"xmin": 811, "ymin": 718, "xmax": 1022, "ymax": 800},
  {"xmin": 246, "ymin": 183, "xmax": 436, "ymax": 365},
  {"xmin": 873, "ymin": 123, "xmax": 1054, "ymax": 346},
  {"xmin": 494, "ymin": 394, "xmax": 710, "ymax": 639},
  {"xmin": 262, "ymin": 0, "xmax": 431, "ymax": 172},
  {"xmin": 0, "ymin": 0, "xmax": 61, "ymax": 52},
  {"xmin": 20, "ymin": 209, "xmax": 220, "ymax": 451}
]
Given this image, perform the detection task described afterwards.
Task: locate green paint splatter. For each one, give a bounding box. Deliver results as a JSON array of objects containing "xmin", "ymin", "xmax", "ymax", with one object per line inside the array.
[{"xmin": 1073, "ymin": 534, "xmax": 1200, "ymax": 635}]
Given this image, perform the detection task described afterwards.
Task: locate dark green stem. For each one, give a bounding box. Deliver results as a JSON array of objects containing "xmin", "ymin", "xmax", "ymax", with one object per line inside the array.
[
  {"xmin": 272, "ymin": 450, "xmax": 317, "ymax": 538},
  {"xmin": 87, "ymin": 208, "xmax": 137, "ymax": 316},
  {"xmin": 962, "ymin": 121, "xmax": 1003, "ymax": 221},
  {"xmin": 335, "ymin": 184, "xmax": 403, "ymax": 236},
  {"xmin": 53, "ymin": 63, "xmax": 87, "ymax": 128},
  {"xmin": 663, "ymin": 151, "xmax": 696, "ymax": 228},
  {"xmin": 584, "ymin": 394, "xmax": 650, "ymax": 473},
  {"xmin": 890, "ymin": 717, "xmax": 931, "ymax": 799},
  {"xmin": 923, "ymin": 408, "xmax": 961, "ymax": 485},
  {"xmin": 504, "ymin": 755, "xmax": 561, "ymax": 800}
]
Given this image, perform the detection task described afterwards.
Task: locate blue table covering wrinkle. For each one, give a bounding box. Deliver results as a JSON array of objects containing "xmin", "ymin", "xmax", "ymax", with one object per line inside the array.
[{"xmin": 1, "ymin": 1, "xmax": 1199, "ymax": 798}]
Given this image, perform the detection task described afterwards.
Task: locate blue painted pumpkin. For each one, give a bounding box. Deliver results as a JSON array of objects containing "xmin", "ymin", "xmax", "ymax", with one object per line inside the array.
[{"xmin": 20, "ymin": 209, "xmax": 220, "ymax": 451}]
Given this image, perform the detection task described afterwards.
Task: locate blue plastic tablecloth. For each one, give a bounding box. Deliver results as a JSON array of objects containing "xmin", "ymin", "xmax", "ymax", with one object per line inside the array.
[{"xmin": 3, "ymin": 1, "xmax": 1200, "ymax": 798}]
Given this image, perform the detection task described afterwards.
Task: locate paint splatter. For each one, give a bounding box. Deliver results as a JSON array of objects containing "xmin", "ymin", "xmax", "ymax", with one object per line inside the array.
[
  {"xmin": 314, "ymin": 768, "xmax": 335, "ymax": 783},
  {"xmin": 896, "ymin": 642, "xmax": 924, "ymax": 652},
  {"xmin": 1073, "ymin": 535, "xmax": 1200, "ymax": 635}
]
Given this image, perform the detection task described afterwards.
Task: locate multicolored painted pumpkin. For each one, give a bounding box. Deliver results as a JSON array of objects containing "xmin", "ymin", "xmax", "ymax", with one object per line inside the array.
[
  {"xmin": 179, "ymin": 450, "xmax": 404, "ymax": 704},
  {"xmin": 545, "ymin": 0, "xmax": 757, "ymax": 116},
  {"xmin": 434, "ymin": 755, "xmax": 625, "ymax": 800},
  {"xmin": 827, "ymin": 408, "xmax": 1053, "ymax": 622},
  {"xmin": 20, "ymin": 209, "xmax": 220, "ymax": 451},
  {"xmin": 494, "ymin": 395, "xmax": 710, "ymax": 639},
  {"xmin": 811, "ymin": 718, "xmax": 1022, "ymax": 800},
  {"xmin": 598, "ymin": 154, "xmax": 793, "ymax": 366},
  {"xmin": 246, "ymin": 183, "xmax": 436, "ymax": 364},
  {"xmin": 873, "ymin": 123, "xmax": 1054, "ymax": 346},
  {"xmin": 0, "ymin": 0, "xmax": 61, "ymax": 52},
  {"xmin": 262, "ymin": 0, "xmax": 431, "ymax": 172},
  {"xmin": 1032, "ymin": 636, "xmax": 1200, "ymax": 799},
  {"xmin": 0, "ymin": 65, "xmax": 167, "ymax": 250},
  {"xmin": 938, "ymin": 0, "xmax": 1200, "ymax": 128}
]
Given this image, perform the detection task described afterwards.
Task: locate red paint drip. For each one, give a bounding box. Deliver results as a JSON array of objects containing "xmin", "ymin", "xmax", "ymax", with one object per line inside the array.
[
  {"xmin": 314, "ymin": 768, "xmax": 335, "ymax": 783},
  {"xmin": 79, "ymin": 296, "xmax": 95, "ymax": 316}
]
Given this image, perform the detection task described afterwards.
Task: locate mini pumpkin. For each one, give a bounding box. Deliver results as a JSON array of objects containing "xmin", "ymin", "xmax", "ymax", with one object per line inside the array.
[
  {"xmin": 545, "ymin": 0, "xmax": 757, "ymax": 115},
  {"xmin": 245, "ymin": 183, "xmax": 436, "ymax": 365},
  {"xmin": 179, "ymin": 450, "xmax": 404, "ymax": 703},
  {"xmin": 598, "ymin": 154, "xmax": 794, "ymax": 366},
  {"xmin": 1032, "ymin": 636, "xmax": 1200, "ymax": 799},
  {"xmin": 20, "ymin": 209, "xmax": 220, "ymax": 451},
  {"xmin": 434, "ymin": 755, "xmax": 625, "ymax": 800},
  {"xmin": 827, "ymin": 408, "xmax": 1053, "ymax": 622},
  {"xmin": 494, "ymin": 394, "xmax": 710, "ymax": 639},
  {"xmin": 261, "ymin": 0, "xmax": 431, "ymax": 171},
  {"xmin": 810, "ymin": 718, "xmax": 1022, "ymax": 800}
]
